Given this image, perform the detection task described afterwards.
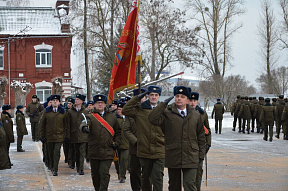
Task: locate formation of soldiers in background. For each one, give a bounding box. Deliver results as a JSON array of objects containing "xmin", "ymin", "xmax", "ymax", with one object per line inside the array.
[
  {"xmin": 0, "ymin": 87, "xmax": 287, "ymax": 190},
  {"xmin": 231, "ymin": 95, "xmax": 288, "ymax": 142}
]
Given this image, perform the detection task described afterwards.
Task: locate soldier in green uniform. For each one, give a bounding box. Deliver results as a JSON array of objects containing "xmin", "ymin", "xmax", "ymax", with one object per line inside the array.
[
  {"xmin": 116, "ymin": 101, "xmax": 129, "ymax": 183},
  {"xmin": 275, "ymin": 95, "xmax": 285, "ymax": 139},
  {"xmin": 281, "ymin": 102, "xmax": 288, "ymax": 140},
  {"xmin": 231, "ymin": 95, "xmax": 241, "ymax": 131},
  {"xmin": 64, "ymin": 97, "xmax": 74, "ymax": 164},
  {"xmin": 26, "ymin": 95, "xmax": 44, "ymax": 141},
  {"xmin": 15, "ymin": 105, "xmax": 28, "ymax": 152},
  {"xmin": 80, "ymin": 94, "xmax": 121, "ymax": 191},
  {"xmin": 86, "ymin": 101, "xmax": 94, "ymax": 113},
  {"xmin": 260, "ymin": 98, "xmax": 275, "ymax": 142},
  {"xmin": 123, "ymin": 88, "xmax": 150, "ymax": 191},
  {"xmin": 212, "ymin": 98, "xmax": 225, "ymax": 134},
  {"xmin": 122, "ymin": 85, "xmax": 165, "ymax": 191},
  {"xmin": 67, "ymin": 94, "xmax": 88, "ymax": 175},
  {"xmin": 235, "ymin": 97, "xmax": 244, "ymax": 132},
  {"xmin": 39, "ymin": 95, "xmax": 67, "ymax": 176},
  {"xmin": 148, "ymin": 86, "xmax": 205, "ymax": 191},
  {"xmin": 239, "ymin": 96, "xmax": 252, "ymax": 134},
  {"xmin": 1, "ymin": 105, "xmax": 14, "ymax": 167},
  {"xmin": 250, "ymin": 97, "xmax": 258, "ymax": 132},
  {"xmin": 189, "ymin": 91, "xmax": 211, "ymax": 191},
  {"xmin": 256, "ymin": 97, "xmax": 264, "ymax": 133}
]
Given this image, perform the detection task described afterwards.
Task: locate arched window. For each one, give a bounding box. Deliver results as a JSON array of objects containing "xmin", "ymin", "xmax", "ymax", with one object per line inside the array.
[{"xmin": 34, "ymin": 43, "xmax": 53, "ymax": 67}]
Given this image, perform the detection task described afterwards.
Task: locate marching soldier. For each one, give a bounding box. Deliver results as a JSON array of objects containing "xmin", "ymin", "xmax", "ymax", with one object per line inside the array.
[
  {"xmin": 64, "ymin": 97, "xmax": 74, "ymax": 164},
  {"xmin": 26, "ymin": 95, "xmax": 44, "ymax": 141},
  {"xmin": 1, "ymin": 104, "xmax": 14, "ymax": 167},
  {"xmin": 148, "ymin": 86, "xmax": 205, "ymax": 190},
  {"xmin": 39, "ymin": 95, "xmax": 67, "ymax": 176},
  {"xmin": 231, "ymin": 95, "xmax": 241, "ymax": 131},
  {"xmin": 122, "ymin": 85, "xmax": 165, "ymax": 191},
  {"xmin": 110, "ymin": 100, "xmax": 118, "ymax": 114},
  {"xmin": 256, "ymin": 97, "xmax": 264, "ymax": 133},
  {"xmin": 80, "ymin": 94, "xmax": 121, "ymax": 190},
  {"xmin": 239, "ymin": 96, "xmax": 252, "ymax": 134},
  {"xmin": 212, "ymin": 98, "xmax": 225, "ymax": 134},
  {"xmin": 15, "ymin": 105, "xmax": 28, "ymax": 152},
  {"xmin": 189, "ymin": 91, "xmax": 211, "ymax": 191},
  {"xmin": 67, "ymin": 94, "xmax": 88, "ymax": 175},
  {"xmin": 86, "ymin": 101, "xmax": 94, "ymax": 113},
  {"xmin": 275, "ymin": 95, "xmax": 285, "ymax": 139},
  {"xmin": 260, "ymin": 98, "xmax": 275, "ymax": 142},
  {"xmin": 281, "ymin": 102, "xmax": 288, "ymax": 140},
  {"xmin": 250, "ymin": 97, "xmax": 258, "ymax": 132},
  {"xmin": 124, "ymin": 96, "xmax": 131, "ymax": 103},
  {"xmin": 0, "ymin": 117, "xmax": 11, "ymax": 170}
]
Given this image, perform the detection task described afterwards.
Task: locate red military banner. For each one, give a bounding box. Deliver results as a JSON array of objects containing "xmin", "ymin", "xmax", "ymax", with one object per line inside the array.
[{"xmin": 108, "ymin": 0, "xmax": 140, "ymax": 103}]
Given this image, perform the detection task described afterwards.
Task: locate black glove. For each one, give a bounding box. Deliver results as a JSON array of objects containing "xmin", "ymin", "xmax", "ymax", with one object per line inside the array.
[
  {"xmin": 205, "ymin": 144, "xmax": 210, "ymax": 154},
  {"xmin": 82, "ymin": 126, "xmax": 90, "ymax": 133},
  {"xmin": 164, "ymin": 96, "xmax": 174, "ymax": 105},
  {"xmin": 40, "ymin": 137, "xmax": 47, "ymax": 143},
  {"xmin": 64, "ymin": 138, "xmax": 70, "ymax": 143},
  {"xmin": 112, "ymin": 144, "xmax": 119, "ymax": 150},
  {"xmin": 29, "ymin": 114, "xmax": 34, "ymax": 117},
  {"xmin": 137, "ymin": 91, "xmax": 148, "ymax": 99}
]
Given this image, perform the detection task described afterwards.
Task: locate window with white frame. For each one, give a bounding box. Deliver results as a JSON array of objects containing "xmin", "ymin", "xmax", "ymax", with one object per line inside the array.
[
  {"xmin": 34, "ymin": 43, "xmax": 53, "ymax": 68},
  {"xmin": 0, "ymin": 49, "xmax": 3, "ymax": 70},
  {"xmin": 36, "ymin": 86, "xmax": 52, "ymax": 103}
]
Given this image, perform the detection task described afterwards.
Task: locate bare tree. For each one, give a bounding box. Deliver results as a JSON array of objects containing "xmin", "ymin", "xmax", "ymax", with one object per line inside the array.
[
  {"xmin": 10, "ymin": 80, "xmax": 33, "ymax": 107},
  {"xmin": 279, "ymin": 0, "xmax": 288, "ymax": 49},
  {"xmin": 0, "ymin": 76, "xmax": 7, "ymax": 106},
  {"xmin": 6, "ymin": 0, "xmax": 30, "ymax": 6},
  {"xmin": 258, "ymin": 0, "xmax": 278, "ymax": 94}
]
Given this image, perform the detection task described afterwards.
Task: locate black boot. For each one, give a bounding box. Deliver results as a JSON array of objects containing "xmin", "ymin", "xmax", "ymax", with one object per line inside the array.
[
  {"xmin": 232, "ymin": 127, "xmax": 235, "ymax": 131},
  {"xmin": 251, "ymin": 128, "xmax": 254, "ymax": 133},
  {"xmin": 247, "ymin": 130, "xmax": 250, "ymax": 134},
  {"xmin": 257, "ymin": 128, "xmax": 260, "ymax": 133}
]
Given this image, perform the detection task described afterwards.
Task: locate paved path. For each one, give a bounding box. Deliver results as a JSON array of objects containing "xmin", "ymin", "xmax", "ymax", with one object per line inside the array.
[{"xmin": 1, "ymin": 116, "xmax": 288, "ymax": 190}]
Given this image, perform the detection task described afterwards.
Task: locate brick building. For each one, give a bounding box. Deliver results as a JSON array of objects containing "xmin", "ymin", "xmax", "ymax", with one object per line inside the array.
[{"xmin": 0, "ymin": 0, "xmax": 72, "ymax": 106}]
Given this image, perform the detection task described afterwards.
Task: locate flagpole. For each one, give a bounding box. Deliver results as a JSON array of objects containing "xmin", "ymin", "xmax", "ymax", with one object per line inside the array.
[{"xmin": 138, "ymin": 60, "xmax": 141, "ymax": 94}]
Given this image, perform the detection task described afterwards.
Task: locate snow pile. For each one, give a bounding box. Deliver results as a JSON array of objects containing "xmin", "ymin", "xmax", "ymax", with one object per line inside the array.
[{"xmin": 10, "ymin": 80, "xmax": 33, "ymax": 93}]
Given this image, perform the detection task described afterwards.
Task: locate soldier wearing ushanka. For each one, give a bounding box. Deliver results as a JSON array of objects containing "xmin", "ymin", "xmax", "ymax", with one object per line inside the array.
[
  {"xmin": 260, "ymin": 98, "xmax": 276, "ymax": 142},
  {"xmin": 239, "ymin": 96, "xmax": 252, "ymax": 134},
  {"xmin": 39, "ymin": 95, "xmax": 67, "ymax": 176},
  {"xmin": 15, "ymin": 105, "xmax": 28, "ymax": 152},
  {"xmin": 212, "ymin": 98, "xmax": 225, "ymax": 134},
  {"xmin": 275, "ymin": 95, "xmax": 285, "ymax": 139},
  {"xmin": 148, "ymin": 86, "xmax": 205, "ymax": 190}
]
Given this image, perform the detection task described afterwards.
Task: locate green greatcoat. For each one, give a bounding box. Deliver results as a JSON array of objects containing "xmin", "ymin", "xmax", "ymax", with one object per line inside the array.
[
  {"xmin": 1, "ymin": 112, "xmax": 14, "ymax": 144},
  {"xmin": 67, "ymin": 106, "xmax": 89, "ymax": 143},
  {"xmin": 239, "ymin": 100, "xmax": 252, "ymax": 120},
  {"xmin": 15, "ymin": 112, "xmax": 28, "ymax": 136},
  {"xmin": 39, "ymin": 106, "xmax": 67, "ymax": 142},
  {"xmin": 123, "ymin": 116, "xmax": 137, "ymax": 155},
  {"xmin": 0, "ymin": 123, "xmax": 11, "ymax": 170},
  {"xmin": 85, "ymin": 108, "xmax": 121, "ymax": 160},
  {"xmin": 122, "ymin": 96, "xmax": 165, "ymax": 159},
  {"xmin": 212, "ymin": 103, "xmax": 225, "ymax": 120},
  {"xmin": 148, "ymin": 102, "xmax": 206, "ymax": 169},
  {"xmin": 116, "ymin": 114, "xmax": 129, "ymax": 150},
  {"xmin": 260, "ymin": 103, "xmax": 275, "ymax": 140},
  {"xmin": 26, "ymin": 102, "xmax": 44, "ymax": 123}
]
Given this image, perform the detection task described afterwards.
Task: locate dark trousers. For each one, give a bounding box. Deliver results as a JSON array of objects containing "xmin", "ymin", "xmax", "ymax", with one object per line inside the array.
[
  {"xmin": 68, "ymin": 142, "xmax": 76, "ymax": 167},
  {"xmin": 74, "ymin": 143, "xmax": 86, "ymax": 171},
  {"xmin": 130, "ymin": 154, "xmax": 143, "ymax": 191},
  {"xmin": 119, "ymin": 149, "xmax": 129, "ymax": 179},
  {"xmin": 168, "ymin": 168, "xmax": 197, "ymax": 191},
  {"xmin": 17, "ymin": 135, "xmax": 23, "ymax": 150},
  {"xmin": 47, "ymin": 142, "xmax": 62, "ymax": 172},
  {"xmin": 215, "ymin": 120, "xmax": 222, "ymax": 133},
  {"xmin": 196, "ymin": 159, "xmax": 204, "ymax": 191},
  {"xmin": 242, "ymin": 119, "xmax": 251, "ymax": 132},
  {"xmin": 264, "ymin": 124, "xmax": 273, "ymax": 140},
  {"xmin": 63, "ymin": 139, "xmax": 69, "ymax": 162},
  {"xmin": 90, "ymin": 159, "xmax": 113, "ymax": 191},
  {"xmin": 233, "ymin": 114, "xmax": 238, "ymax": 128},
  {"xmin": 31, "ymin": 122, "xmax": 39, "ymax": 141},
  {"xmin": 42, "ymin": 142, "xmax": 49, "ymax": 167},
  {"xmin": 276, "ymin": 120, "xmax": 284, "ymax": 135},
  {"xmin": 238, "ymin": 117, "xmax": 242, "ymax": 131},
  {"xmin": 139, "ymin": 158, "xmax": 164, "ymax": 191},
  {"xmin": 251, "ymin": 117, "xmax": 256, "ymax": 130}
]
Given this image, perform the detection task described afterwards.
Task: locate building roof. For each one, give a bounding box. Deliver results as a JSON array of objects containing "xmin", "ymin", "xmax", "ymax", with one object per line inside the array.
[{"xmin": 0, "ymin": 6, "xmax": 69, "ymax": 35}]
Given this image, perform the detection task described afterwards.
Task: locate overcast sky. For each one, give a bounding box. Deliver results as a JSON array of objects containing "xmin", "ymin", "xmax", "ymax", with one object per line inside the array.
[{"xmin": 28, "ymin": 0, "xmax": 287, "ymax": 90}]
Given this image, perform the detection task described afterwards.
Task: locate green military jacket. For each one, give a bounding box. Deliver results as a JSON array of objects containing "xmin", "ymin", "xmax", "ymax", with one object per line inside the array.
[
  {"xmin": 0, "ymin": 124, "xmax": 11, "ymax": 170},
  {"xmin": 212, "ymin": 103, "xmax": 225, "ymax": 120},
  {"xmin": 1, "ymin": 112, "xmax": 14, "ymax": 143},
  {"xmin": 148, "ymin": 102, "xmax": 205, "ymax": 168},
  {"xmin": 256, "ymin": 100, "xmax": 264, "ymax": 119},
  {"xmin": 250, "ymin": 100, "xmax": 258, "ymax": 118},
  {"xmin": 39, "ymin": 106, "xmax": 67, "ymax": 142},
  {"xmin": 260, "ymin": 103, "xmax": 275, "ymax": 126},
  {"xmin": 122, "ymin": 96, "xmax": 165, "ymax": 159},
  {"xmin": 67, "ymin": 106, "xmax": 89, "ymax": 143},
  {"xmin": 239, "ymin": 100, "xmax": 252, "ymax": 120},
  {"xmin": 123, "ymin": 117, "xmax": 137, "ymax": 155},
  {"xmin": 196, "ymin": 105, "xmax": 212, "ymax": 146},
  {"xmin": 15, "ymin": 111, "xmax": 28, "ymax": 136},
  {"xmin": 26, "ymin": 102, "xmax": 44, "ymax": 123},
  {"xmin": 116, "ymin": 114, "xmax": 129, "ymax": 150},
  {"xmin": 281, "ymin": 106, "xmax": 288, "ymax": 123},
  {"xmin": 85, "ymin": 108, "xmax": 121, "ymax": 160},
  {"xmin": 231, "ymin": 99, "xmax": 240, "ymax": 116},
  {"xmin": 275, "ymin": 100, "xmax": 285, "ymax": 121}
]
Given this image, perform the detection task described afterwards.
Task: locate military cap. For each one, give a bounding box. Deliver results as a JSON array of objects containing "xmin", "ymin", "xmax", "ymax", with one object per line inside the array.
[
  {"xmin": 133, "ymin": 88, "xmax": 147, "ymax": 96},
  {"xmin": 43, "ymin": 102, "xmax": 48, "ymax": 108},
  {"xmin": 147, "ymin": 85, "xmax": 162, "ymax": 96},
  {"xmin": 237, "ymin": 95, "xmax": 241, "ymax": 99},
  {"xmin": 76, "ymin": 94, "xmax": 86, "ymax": 101},
  {"xmin": 259, "ymin": 97, "xmax": 264, "ymax": 100},
  {"xmin": 125, "ymin": 96, "xmax": 131, "ymax": 102},
  {"xmin": 86, "ymin": 100, "xmax": 94, "ymax": 108},
  {"xmin": 67, "ymin": 97, "xmax": 75, "ymax": 104},
  {"xmin": 173, "ymin": 86, "xmax": 190, "ymax": 97},
  {"xmin": 272, "ymin": 98, "xmax": 277, "ymax": 102},
  {"xmin": 117, "ymin": 101, "xmax": 126, "ymax": 108},
  {"xmin": 253, "ymin": 97, "xmax": 256, "ymax": 100},
  {"xmin": 93, "ymin": 94, "xmax": 107, "ymax": 104},
  {"xmin": 51, "ymin": 95, "xmax": 61, "ymax": 101},
  {"xmin": 47, "ymin": 96, "xmax": 53, "ymax": 102},
  {"xmin": 217, "ymin": 98, "xmax": 221, "ymax": 102},
  {"xmin": 241, "ymin": 96, "xmax": 245, "ymax": 100},
  {"xmin": 187, "ymin": 87, "xmax": 192, "ymax": 95},
  {"xmin": 2, "ymin": 105, "xmax": 11, "ymax": 110},
  {"xmin": 112, "ymin": 100, "xmax": 118, "ymax": 105},
  {"xmin": 265, "ymin": 98, "xmax": 270, "ymax": 103},
  {"xmin": 190, "ymin": 92, "xmax": 199, "ymax": 100},
  {"xmin": 32, "ymin": 95, "xmax": 37, "ymax": 99},
  {"xmin": 119, "ymin": 98, "xmax": 125, "ymax": 102},
  {"xmin": 16, "ymin": 105, "xmax": 24, "ymax": 110},
  {"xmin": 249, "ymin": 97, "xmax": 253, "ymax": 101},
  {"xmin": 279, "ymin": 95, "xmax": 284, "ymax": 99}
]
